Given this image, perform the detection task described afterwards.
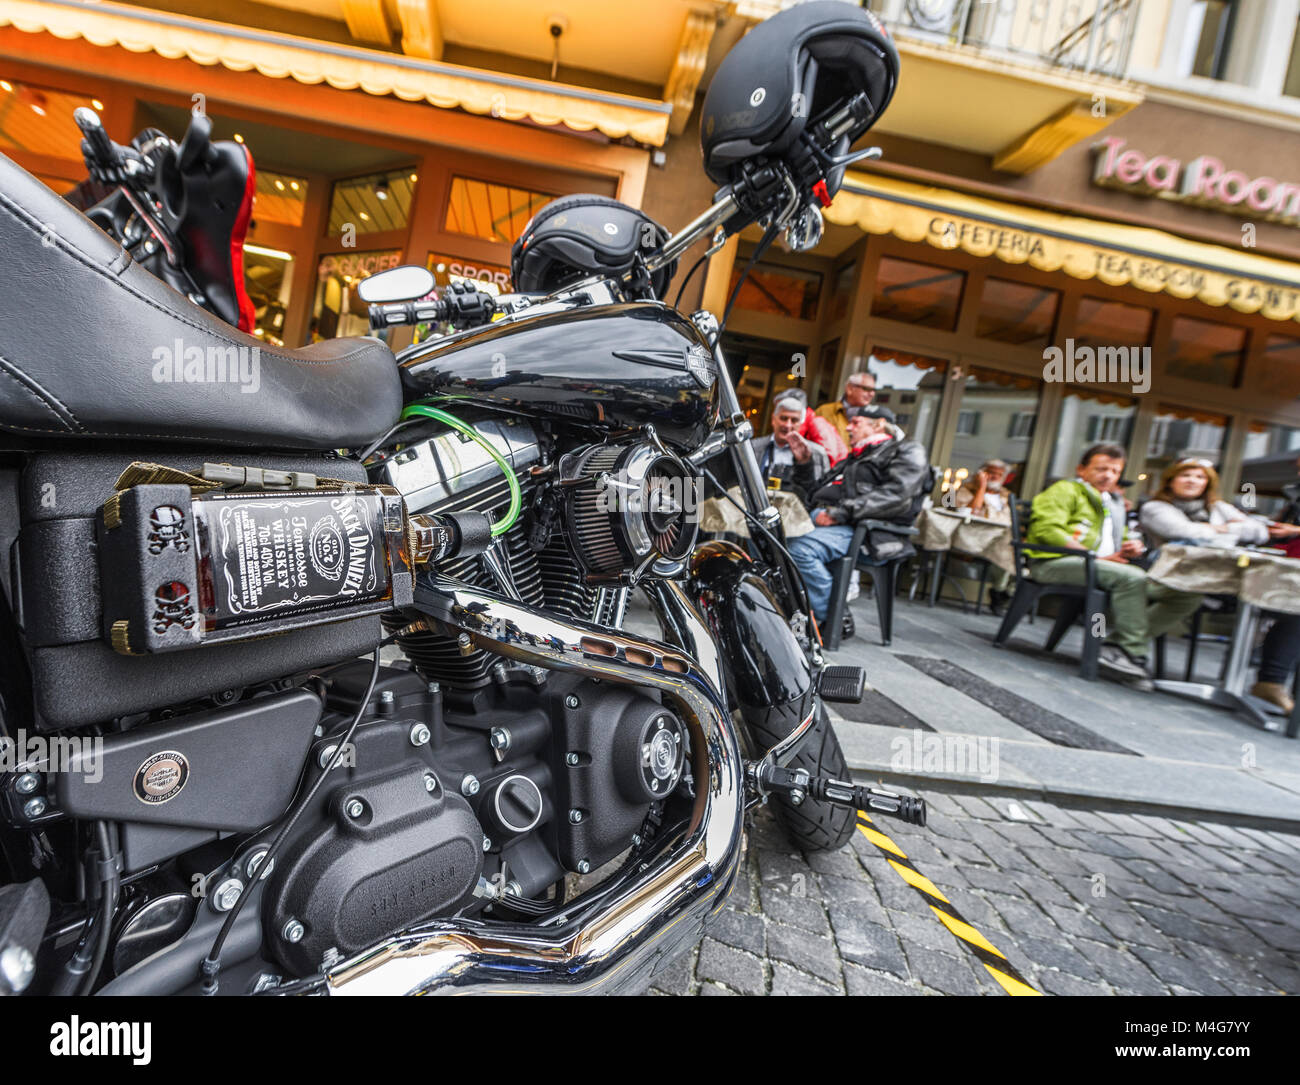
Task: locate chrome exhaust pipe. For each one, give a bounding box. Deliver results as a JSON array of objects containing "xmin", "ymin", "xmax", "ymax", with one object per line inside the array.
[{"xmin": 323, "ymin": 576, "xmax": 745, "ymax": 995}]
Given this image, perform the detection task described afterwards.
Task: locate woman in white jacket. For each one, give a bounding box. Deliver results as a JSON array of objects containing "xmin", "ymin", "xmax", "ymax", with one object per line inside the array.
[
  {"xmin": 1140, "ymin": 460, "xmax": 1271, "ymax": 548},
  {"xmin": 1140, "ymin": 459, "xmax": 1300, "ymax": 712}
]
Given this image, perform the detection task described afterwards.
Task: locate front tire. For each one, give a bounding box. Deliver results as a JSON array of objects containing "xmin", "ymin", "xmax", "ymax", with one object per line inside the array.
[{"xmin": 742, "ymin": 697, "xmax": 855, "ymax": 852}]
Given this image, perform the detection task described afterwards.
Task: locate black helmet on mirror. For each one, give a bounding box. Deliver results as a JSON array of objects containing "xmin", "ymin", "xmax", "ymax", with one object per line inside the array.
[
  {"xmin": 699, "ymin": 1, "xmax": 900, "ymax": 194},
  {"xmin": 510, "ymin": 194, "xmax": 677, "ymax": 300}
]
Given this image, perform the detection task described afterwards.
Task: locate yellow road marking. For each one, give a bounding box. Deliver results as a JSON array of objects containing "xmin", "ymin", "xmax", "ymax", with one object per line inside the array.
[{"xmin": 858, "ymin": 812, "xmax": 1040, "ymax": 996}]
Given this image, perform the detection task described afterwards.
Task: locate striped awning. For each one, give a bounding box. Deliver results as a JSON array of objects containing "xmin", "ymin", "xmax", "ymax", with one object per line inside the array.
[
  {"xmin": 829, "ymin": 172, "xmax": 1300, "ymax": 324},
  {"xmin": 0, "ymin": 0, "xmax": 673, "ymax": 146}
]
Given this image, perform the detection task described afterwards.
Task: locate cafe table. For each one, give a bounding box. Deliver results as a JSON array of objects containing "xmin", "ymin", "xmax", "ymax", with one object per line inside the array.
[
  {"xmin": 1145, "ymin": 542, "xmax": 1300, "ymax": 735},
  {"xmin": 911, "ymin": 505, "xmax": 1016, "ymax": 611},
  {"xmin": 698, "ymin": 486, "xmax": 815, "ymax": 539}
]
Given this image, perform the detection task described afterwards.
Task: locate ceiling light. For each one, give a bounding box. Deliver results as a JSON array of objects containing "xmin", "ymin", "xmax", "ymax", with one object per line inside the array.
[
  {"xmin": 410, "ymin": 173, "xmax": 418, "ymax": 183},
  {"xmin": 0, "ymin": 82, "xmax": 12, "ymax": 93},
  {"xmin": 290, "ymin": 180, "xmax": 300, "ymax": 191},
  {"xmin": 233, "ymin": 133, "xmax": 244, "ymax": 143},
  {"xmin": 359, "ymin": 212, "xmax": 370, "ymax": 221},
  {"xmin": 375, "ymin": 179, "xmax": 389, "ymax": 201},
  {"xmin": 274, "ymin": 179, "xmax": 285, "ymax": 191},
  {"xmin": 92, "ymin": 98, "xmax": 104, "ymax": 110}
]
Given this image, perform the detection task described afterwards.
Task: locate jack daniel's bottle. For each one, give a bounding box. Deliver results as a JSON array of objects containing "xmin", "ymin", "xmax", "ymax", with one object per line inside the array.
[{"xmin": 98, "ymin": 472, "xmax": 414, "ymax": 655}]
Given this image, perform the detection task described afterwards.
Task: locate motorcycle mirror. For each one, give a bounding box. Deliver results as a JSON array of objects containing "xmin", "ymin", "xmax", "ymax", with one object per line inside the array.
[{"xmin": 357, "ymin": 265, "xmax": 436, "ymax": 304}]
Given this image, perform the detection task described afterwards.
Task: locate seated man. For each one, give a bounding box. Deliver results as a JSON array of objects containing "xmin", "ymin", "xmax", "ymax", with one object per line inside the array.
[
  {"xmin": 788, "ymin": 405, "xmax": 930, "ymax": 635},
  {"xmin": 750, "ymin": 390, "xmax": 829, "ymax": 508},
  {"xmin": 1025, "ymin": 442, "xmax": 1201, "ymax": 687},
  {"xmin": 816, "ymin": 370, "xmax": 876, "ymax": 448},
  {"xmin": 954, "ymin": 458, "xmax": 1014, "ymax": 613}
]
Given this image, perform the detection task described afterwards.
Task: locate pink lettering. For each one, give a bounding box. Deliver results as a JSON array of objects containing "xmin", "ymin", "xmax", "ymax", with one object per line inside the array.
[
  {"xmin": 1092, "ymin": 136, "xmax": 1127, "ymax": 182},
  {"xmin": 1145, "ymin": 156, "xmax": 1179, "ymax": 191},
  {"xmin": 1115, "ymin": 150, "xmax": 1146, "ymax": 185},
  {"xmin": 1181, "ymin": 155, "xmax": 1223, "ymax": 199}
]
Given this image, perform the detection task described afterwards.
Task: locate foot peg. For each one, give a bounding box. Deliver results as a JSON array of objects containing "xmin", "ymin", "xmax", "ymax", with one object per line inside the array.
[
  {"xmin": 820, "ymin": 665, "xmax": 868, "ymax": 704},
  {"xmin": 756, "ymin": 765, "xmax": 927, "ymax": 826}
]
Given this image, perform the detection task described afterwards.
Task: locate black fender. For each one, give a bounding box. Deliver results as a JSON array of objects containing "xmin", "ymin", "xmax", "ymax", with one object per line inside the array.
[{"xmin": 688, "ymin": 540, "xmax": 812, "ymax": 713}]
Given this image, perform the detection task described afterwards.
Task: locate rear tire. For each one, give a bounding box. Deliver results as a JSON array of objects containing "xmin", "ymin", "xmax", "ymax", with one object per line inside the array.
[{"xmin": 742, "ymin": 697, "xmax": 855, "ymax": 852}]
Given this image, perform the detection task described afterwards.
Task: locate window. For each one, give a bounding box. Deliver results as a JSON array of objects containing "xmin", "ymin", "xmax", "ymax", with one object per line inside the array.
[
  {"xmin": 955, "ymin": 410, "xmax": 981, "ymax": 437},
  {"xmin": 1088, "ymin": 415, "xmax": 1130, "ymax": 442},
  {"xmin": 310, "ymin": 249, "xmax": 402, "ymax": 341},
  {"xmin": 1243, "ymin": 421, "xmax": 1300, "ymax": 516},
  {"xmin": 255, "ymin": 172, "xmax": 308, "ymax": 228},
  {"xmin": 1180, "ymin": 0, "xmax": 1236, "ymax": 80},
  {"xmin": 0, "ymin": 79, "xmax": 94, "ymax": 162},
  {"xmin": 728, "ymin": 262, "xmax": 822, "ymax": 320},
  {"xmin": 1007, "ymin": 412, "xmax": 1037, "ymax": 439},
  {"xmin": 328, "ymin": 168, "xmax": 418, "ymax": 236},
  {"xmin": 870, "ymin": 257, "xmax": 964, "ymax": 331},
  {"xmin": 444, "ymin": 176, "xmax": 554, "ymax": 245},
  {"xmin": 1141, "ymin": 405, "xmax": 1230, "ymax": 492},
  {"xmin": 1260, "ymin": 334, "xmax": 1300, "ymax": 399},
  {"xmin": 243, "ymin": 245, "xmax": 294, "ymax": 347},
  {"xmin": 866, "ymin": 347, "xmax": 948, "ymax": 450},
  {"xmin": 1049, "ymin": 388, "xmax": 1136, "ymax": 481},
  {"xmin": 830, "ymin": 262, "xmax": 855, "ymax": 322},
  {"xmin": 1166, "ymin": 315, "xmax": 1246, "ymax": 387},
  {"xmin": 1286, "ymin": 15, "xmax": 1300, "ymax": 98},
  {"xmin": 976, "ymin": 277, "xmax": 1060, "ymax": 349},
  {"xmin": 1072, "ymin": 296, "xmax": 1154, "ymax": 350}
]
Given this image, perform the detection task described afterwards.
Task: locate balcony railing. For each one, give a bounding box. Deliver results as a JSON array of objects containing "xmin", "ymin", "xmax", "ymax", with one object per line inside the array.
[{"xmin": 863, "ymin": 0, "xmax": 1142, "ymax": 80}]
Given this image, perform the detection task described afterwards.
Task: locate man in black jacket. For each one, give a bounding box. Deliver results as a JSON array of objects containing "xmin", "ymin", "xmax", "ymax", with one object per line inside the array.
[{"xmin": 788, "ymin": 405, "xmax": 930, "ymax": 628}]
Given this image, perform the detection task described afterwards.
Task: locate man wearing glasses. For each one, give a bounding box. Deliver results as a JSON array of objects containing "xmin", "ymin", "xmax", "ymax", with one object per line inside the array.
[{"xmin": 816, "ymin": 368, "xmax": 876, "ymax": 448}]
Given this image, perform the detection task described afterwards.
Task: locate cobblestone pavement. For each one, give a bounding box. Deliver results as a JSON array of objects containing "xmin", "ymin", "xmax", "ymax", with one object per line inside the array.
[{"xmin": 643, "ymin": 793, "xmax": 1300, "ymax": 996}]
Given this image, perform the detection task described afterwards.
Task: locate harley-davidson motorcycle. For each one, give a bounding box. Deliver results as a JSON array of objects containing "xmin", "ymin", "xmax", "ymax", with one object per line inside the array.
[{"xmin": 0, "ymin": 3, "xmax": 927, "ymax": 996}]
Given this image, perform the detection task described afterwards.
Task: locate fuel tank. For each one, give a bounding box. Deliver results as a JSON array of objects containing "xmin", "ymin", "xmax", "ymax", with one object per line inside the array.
[{"xmin": 399, "ymin": 302, "xmax": 720, "ymax": 450}]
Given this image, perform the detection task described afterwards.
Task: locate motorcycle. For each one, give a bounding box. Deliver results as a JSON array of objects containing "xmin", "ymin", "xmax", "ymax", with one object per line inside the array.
[{"xmin": 0, "ymin": 2, "xmax": 923, "ymax": 996}]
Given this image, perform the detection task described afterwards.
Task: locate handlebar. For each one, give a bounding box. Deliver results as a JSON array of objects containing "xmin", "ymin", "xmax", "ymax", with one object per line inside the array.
[{"xmin": 368, "ymin": 283, "xmax": 497, "ymax": 330}]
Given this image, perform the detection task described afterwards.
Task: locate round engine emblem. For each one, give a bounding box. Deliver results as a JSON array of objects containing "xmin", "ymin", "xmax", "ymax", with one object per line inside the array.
[
  {"xmin": 749, "ymin": 87, "xmax": 766, "ymax": 107},
  {"xmin": 133, "ymin": 751, "xmax": 190, "ymax": 805}
]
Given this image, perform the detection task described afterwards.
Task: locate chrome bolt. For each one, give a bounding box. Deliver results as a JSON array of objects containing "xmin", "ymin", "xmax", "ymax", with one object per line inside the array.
[
  {"xmin": 565, "ymin": 753, "xmax": 580, "ymax": 766},
  {"xmin": 427, "ymin": 681, "xmax": 441, "ymax": 695},
  {"xmin": 345, "ymin": 799, "xmax": 365, "ymax": 819},
  {"xmin": 577, "ymin": 859, "xmax": 591, "ymax": 874},
  {"xmin": 281, "ymin": 918, "xmax": 305, "ymax": 944},
  {"xmin": 318, "ymin": 744, "xmax": 339, "ymax": 769},
  {"xmin": 461, "ymin": 774, "xmax": 480, "ymax": 797},
  {"xmin": 565, "ymin": 695, "xmax": 580, "ymax": 709},
  {"xmin": 244, "ymin": 848, "xmax": 273, "ymax": 881},
  {"xmin": 489, "ymin": 727, "xmax": 511, "ymax": 753},
  {"xmin": 423, "ymin": 772, "xmax": 438, "ymax": 793},
  {"xmin": 631, "ymin": 834, "xmax": 643, "ymax": 847},
  {"xmin": 409, "ymin": 723, "xmax": 431, "ymax": 747},
  {"xmin": 482, "ymin": 836, "xmax": 492, "ymax": 852},
  {"xmin": 21, "ymin": 798, "xmax": 46, "ymax": 820},
  {"xmin": 379, "ymin": 689, "xmax": 395, "ymax": 705},
  {"xmin": 211, "ymin": 878, "xmax": 244, "ymax": 912},
  {"xmin": 14, "ymin": 773, "xmax": 39, "ymax": 795},
  {"xmin": 568, "ymin": 808, "xmax": 584, "ymax": 824},
  {"xmin": 505, "ymin": 880, "xmax": 523, "ymax": 898},
  {"xmin": 789, "ymin": 788, "xmax": 806, "ymax": 807},
  {"xmin": 0, "ymin": 946, "xmax": 36, "ymax": 994}
]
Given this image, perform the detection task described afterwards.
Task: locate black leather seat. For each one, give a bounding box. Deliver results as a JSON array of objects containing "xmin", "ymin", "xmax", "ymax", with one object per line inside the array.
[{"xmin": 0, "ymin": 151, "xmax": 402, "ymax": 450}]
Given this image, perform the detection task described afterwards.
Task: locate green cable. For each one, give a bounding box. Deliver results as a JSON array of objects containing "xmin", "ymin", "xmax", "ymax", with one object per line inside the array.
[{"xmin": 400, "ymin": 403, "xmax": 521, "ymax": 536}]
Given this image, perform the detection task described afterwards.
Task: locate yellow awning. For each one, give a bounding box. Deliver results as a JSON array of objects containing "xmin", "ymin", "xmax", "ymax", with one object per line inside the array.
[
  {"xmin": 0, "ymin": 0, "xmax": 672, "ymax": 146},
  {"xmin": 828, "ymin": 172, "xmax": 1300, "ymax": 324}
]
